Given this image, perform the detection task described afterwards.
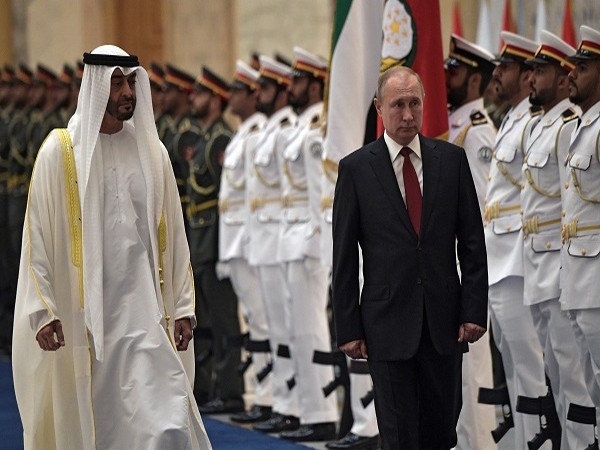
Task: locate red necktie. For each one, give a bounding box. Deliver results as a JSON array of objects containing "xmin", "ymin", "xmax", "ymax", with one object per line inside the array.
[{"xmin": 400, "ymin": 147, "xmax": 422, "ymax": 235}]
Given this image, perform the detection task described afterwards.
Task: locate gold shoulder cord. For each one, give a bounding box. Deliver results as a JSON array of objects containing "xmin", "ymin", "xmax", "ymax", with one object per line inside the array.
[
  {"xmin": 572, "ymin": 130, "xmax": 600, "ymax": 204},
  {"xmin": 452, "ymin": 123, "xmax": 473, "ymax": 148},
  {"xmin": 496, "ymin": 161, "xmax": 524, "ymax": 190},
  {"xmin": 283, "ymin": 158, "xmax": 307, "ymax": 191},
  {"xmin": 523, "ymin": 122, "xmax": 565, "ymax": 199},
  {"xmin": 57, "ymin": 128, "xmax": 84, "ymax": 308},
  {"xmin": 254, "ymin": 164, "xmax": 280, "ymax": 188},
  {"xmin": 495, "ymin": 118, "xmax": 535, "ymax": 191},
  {"xmin": 322, "ymin": 158, "xmax": 338, "ymax": 184},
  {"xmin": 157, "ymin": 214, "xmax": 176, "ymax": 348}
]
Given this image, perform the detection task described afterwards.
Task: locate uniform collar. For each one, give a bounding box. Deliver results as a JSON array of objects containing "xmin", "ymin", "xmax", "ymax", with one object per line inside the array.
[
  {"xmin": 539, "ymin": 98, "xmax": 576, "ymax": 127},
  {"xmin": 449, "ymin": 98, "xmax": 485, "ymax": 128},
  {"xmin": 579, "ymin": 101, "xmax": 600, "ymax": 128}
]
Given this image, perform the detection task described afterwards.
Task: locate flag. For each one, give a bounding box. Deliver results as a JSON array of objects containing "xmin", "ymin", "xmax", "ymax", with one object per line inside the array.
[
  {"xmin": 499, "ymin": 0, "xmax": 515, "ymax": 51},
  {"xmin": 380, "ymin": 0, "xmax": 448, "ymax": 139},
  {"xmin": 452, "ymin": 1, "xmax": 463, "ymax": 37},
  {"xmin": 476, "ymin": 0, "xmax": 495, "ymax": 53},
  {"xmin": 323, "ymin": 0, "xmax": 384, "ymax": 163},
  {"xmin": 534, "ymin": 0, "xmax": 547, "ymax": 42},
  {"xmin": 562, "ymin": 0, "xmax": 577, "ymax": 47}
]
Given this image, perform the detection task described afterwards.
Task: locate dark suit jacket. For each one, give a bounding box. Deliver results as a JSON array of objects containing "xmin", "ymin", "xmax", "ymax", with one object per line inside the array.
[{"xmin": 332, "ymin": 134, "xmax": 488, "ymax": 361}]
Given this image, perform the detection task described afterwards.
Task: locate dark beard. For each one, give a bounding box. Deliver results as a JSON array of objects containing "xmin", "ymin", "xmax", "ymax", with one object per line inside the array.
[
  {"xmin": 447, "ymin": 80, "xmax": 468, "ymax": 109},
  {"xmin": 106, "ymin": 97, "xmax": 136, "ymax": 121},
  {"xmin": 289, "ymin": 89, "xmax": 308, "ymax": 111},
  {"xmin": 257, "ymin": 98, "xmax": 276, "ymax": 116}
]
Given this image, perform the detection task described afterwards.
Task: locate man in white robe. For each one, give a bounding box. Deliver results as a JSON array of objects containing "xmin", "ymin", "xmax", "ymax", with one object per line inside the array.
[{"xmin": 12, "ymin": 45, "xmax": 212, "ymax": 450}]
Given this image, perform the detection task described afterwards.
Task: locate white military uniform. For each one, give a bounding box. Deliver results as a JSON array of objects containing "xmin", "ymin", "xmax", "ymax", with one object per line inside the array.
[
  {"xmin": 485, "ymin": 95, "xmax": 548, "ymax": 449},
  {"xmin": 277, "ymin": 100, "xmax": 338, "ymax": 425},
  {"xmin": 523, "ymin": 95, "xmax": 594, "ymax": 448},
  {"xmin": 247, "ymin": 104, "xmax": 300, "ymax": 418},
  {"xmin": 449, "ymin": 98, "xmax": 497, "ymax": 450},
  {"xmin": 219, "ymin": 107, "xmax": 271, "ymax": 407},
  {"xmin": 561, "ymin": 99, "xmax": 600, "ymax": 426}
]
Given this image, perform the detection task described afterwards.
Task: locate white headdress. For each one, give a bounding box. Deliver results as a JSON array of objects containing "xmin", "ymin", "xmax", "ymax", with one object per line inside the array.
[{"xmin": 68, "ymin": 45, "xmax": 165, "ymax": 360}]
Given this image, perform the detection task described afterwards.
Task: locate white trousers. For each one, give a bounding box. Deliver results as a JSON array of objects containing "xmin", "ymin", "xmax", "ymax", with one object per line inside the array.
[
  {"xmin": 256, "ymin": 263, "xmax": 299, "ymax": 417},
  {"xmin": 348, "ymin": 359, "xmax": 379, "ymax": 438},
  {"xmin": 228, "ymin": 258, "xmax": 272, "ymax": 407},
  {"xmin": 489, "ymin": 276, "xmax": 547, "ymax": 450},
  {"xmin": 531, "ymin": 299, "xmax": 596, "ymax": 449},
  {"xmin": 284, "ymin": 258, "xmax": 338, "ymax": 424},
  {"xmin": 569, "ymin": 308, "xmax": 600, "ymax": 427},
  {"xmin": 454, "ymin": 329, "xmax": 496, "ymax": 450}
]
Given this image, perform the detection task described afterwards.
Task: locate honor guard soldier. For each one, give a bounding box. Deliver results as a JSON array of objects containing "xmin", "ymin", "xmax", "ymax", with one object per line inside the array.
[
  {"xmin": 246, "ymin": 55, "xmax": 301, "ymax": 431},
  {"xmin": 161, "ymin": 64, "xmax": 194, "ymax": 214},
  {"xmin": 29, "ymin": 65, "xmax": 65, "ymax": 163},
  {"xmin": 562, "ymin": 25, "xmax": 600, "ymax": 449},
  {"xmin": 56, "ymin": 65, "xmax": 74, "ymax": 126},
  {"xmin": 482, "ymin": 32, "xmax": 548, "ymax": 449},
  {"xmin": 215, "ymin": 60, "xmax": 271, "ymax": 417},
  {"xmin": 148, "ymin": 62, "xmax": 167, "ymax": 123},
  {"xmin": 25, "ymin": 65, "xmax": 49, "ymax": 164},
  {"xmin": 445, "ymin": 34, "xmax": 498, "ymax": 450},
  {"xmin": 519, "ymin": 30, "xmax": 595, "ymax": 448},
  {"xmin": 185, "ymin": 66, "xmax": 245, "ymax": 414},
  {"xmin": 276, "ymin": 47, "xmax": 337, "ymax": 443},
  {"xmin": 64, "ymin": 61, "xmax": 83, "ymax": 120}
]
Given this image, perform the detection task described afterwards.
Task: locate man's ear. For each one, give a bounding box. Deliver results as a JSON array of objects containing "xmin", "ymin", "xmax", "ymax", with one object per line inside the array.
[
  {"xmin": 374, "ymin": 97, "xmax": 382, "ymax": 116},
  {"xmin": 468, "ymin": 72, "xmax": 482, "ymax": 96}
]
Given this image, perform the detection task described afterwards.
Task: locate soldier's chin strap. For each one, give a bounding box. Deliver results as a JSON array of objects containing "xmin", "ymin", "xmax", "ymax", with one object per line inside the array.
[{"xmin": 83, "ymin": 52, "xmax": 139, "ymax": 67}]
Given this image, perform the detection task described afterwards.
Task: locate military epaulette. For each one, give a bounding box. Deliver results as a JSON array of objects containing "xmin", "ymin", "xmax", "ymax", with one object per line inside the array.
[
  {"xmin": 469, "ymin": 111, "xmax": 489, "ymax": 126},
  {"xmin": 310, "ymin": 113, "xmax": 322, "ymax": 129},
  {"xmin": 280, "ymin": 117, "xmax": 291, "ymax": 127},
  {"xmin": 529, "ymin": 105, "xmax": 543, "ymax": 117},
  {"xmin": 561, "ymin": 108, "xmax": 578, "ymax": 123}
]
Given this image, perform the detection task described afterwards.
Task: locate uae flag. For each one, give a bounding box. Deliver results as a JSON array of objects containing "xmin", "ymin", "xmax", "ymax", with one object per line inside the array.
[
  {"xmin": 324, "ymin": 0, "xmax": 449, "ymax": 165},
  {"xmin": 323, "ymin": 0, "xmax": 384, "ymax": 164},
  {"xmin": 380, "ymin": 0, "xmax": 448, "ymax": 139}
]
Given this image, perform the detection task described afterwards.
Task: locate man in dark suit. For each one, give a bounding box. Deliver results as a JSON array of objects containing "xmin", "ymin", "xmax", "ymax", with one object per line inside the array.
[{"xmin": 331, "ymin": 66, "xmax": 488, "ymax": 450}]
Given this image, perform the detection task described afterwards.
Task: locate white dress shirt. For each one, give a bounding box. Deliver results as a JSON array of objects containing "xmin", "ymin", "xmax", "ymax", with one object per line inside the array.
[{"xmin": 384, "ymin": 131, "xmax": 423, "ymax": 204}]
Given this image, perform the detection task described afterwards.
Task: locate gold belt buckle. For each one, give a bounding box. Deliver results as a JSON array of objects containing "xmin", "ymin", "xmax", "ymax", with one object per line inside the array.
[{"xmin": 561, "ymin": 219, "xmax": 577, "ymax": 244}]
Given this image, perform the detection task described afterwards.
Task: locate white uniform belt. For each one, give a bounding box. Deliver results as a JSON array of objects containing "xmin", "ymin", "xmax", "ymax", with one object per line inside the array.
[
  {"xmin": 281, "ymin": 194, "xmax": 308, "ymax": 208},
  {"xmin": 562, "ymin": 219, "xmax": 600, "ymax": 243},
  {"xmin": 483, "ymin": 201, "xmax": 521, "ymax": 224},
  {"xmin": 219, "ymin": 198, "xmax": 245, "ymax": 213},
  {"xmin": 250, "ymin": 196, "xmax": 281, "ymax": 212},
  {"xmin": 522, "ymin": 214, "xmax": 562, "ymax": 238}
]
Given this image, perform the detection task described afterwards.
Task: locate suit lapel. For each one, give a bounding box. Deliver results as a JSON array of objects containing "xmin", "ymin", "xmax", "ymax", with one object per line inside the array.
[
  {"xmin": 369, "ymin": 137, "xmax": 415, "ymax": 235},
  {"xmin": 420, "ymin": 135, "xmax": 440, "ymax": 237}
]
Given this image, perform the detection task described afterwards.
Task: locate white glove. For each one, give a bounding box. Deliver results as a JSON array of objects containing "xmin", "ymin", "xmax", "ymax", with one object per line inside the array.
[{"xmin": 215, "ymin": 261, "xmax": 231, "ymax": 280}]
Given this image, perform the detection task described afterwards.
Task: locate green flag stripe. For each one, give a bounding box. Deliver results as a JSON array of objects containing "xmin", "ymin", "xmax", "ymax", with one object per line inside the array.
[{"xmin": 332, "ymin": 0, "xmax": 353, "ymax": 50}]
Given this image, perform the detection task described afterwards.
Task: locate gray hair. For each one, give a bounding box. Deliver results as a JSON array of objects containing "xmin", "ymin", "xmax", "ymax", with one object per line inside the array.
[{"xmin": 376, "ymin": 65, "xmax": 425, "ymax": 101}]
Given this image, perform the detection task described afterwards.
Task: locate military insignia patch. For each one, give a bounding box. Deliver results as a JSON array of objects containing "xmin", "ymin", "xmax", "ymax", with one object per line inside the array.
[
  {"xmin": 478, "ymin": 146, "xmax": 493, "ymax": 162},
  {"xmin": 310, "ymin": 142, "xmax": 323, "ymax": 158}
]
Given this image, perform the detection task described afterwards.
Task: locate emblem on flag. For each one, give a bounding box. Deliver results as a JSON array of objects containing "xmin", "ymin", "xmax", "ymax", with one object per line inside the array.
[{"xmin": 381, "ymin": 0, "xmax": 416, "ymax": 72}]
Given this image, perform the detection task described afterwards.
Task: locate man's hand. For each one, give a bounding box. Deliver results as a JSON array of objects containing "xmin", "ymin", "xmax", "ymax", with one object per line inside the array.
[
  {"xmin": 340, "ymin": 339, "xmax": 368, "ymax": 360},
  {"xmin": 36, "ymin": 319, "xmax": 65, "ymax": 351},
  {"xmin": 458, "ymin": 322, "xmax": 486, "ymax": 343},
  {"xmin": 174, "ymin": 318, "xmax": 193, "ymax": 351}
]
